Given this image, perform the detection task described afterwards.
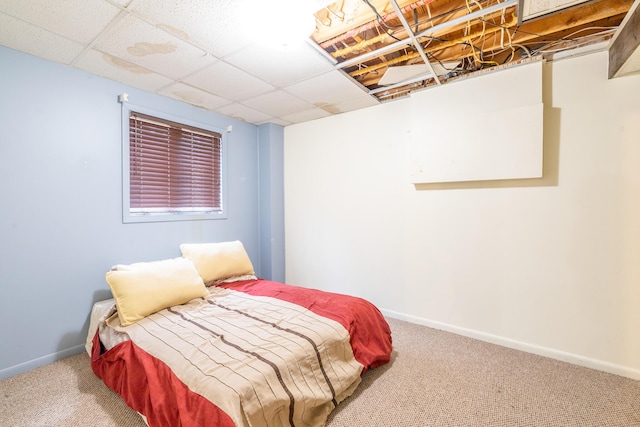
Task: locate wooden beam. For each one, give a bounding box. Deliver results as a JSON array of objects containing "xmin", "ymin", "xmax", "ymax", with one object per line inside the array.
[
  {"xmin": 609, "ymin": 0, "xmax": 640, "ymax": 78},
  {"xmin": 414, "ymin": 0, "xmax": 630, "ymax": 65},
  {"xmin": 313, "ymin": 0, "xmax": 426, "ymax": 43}
]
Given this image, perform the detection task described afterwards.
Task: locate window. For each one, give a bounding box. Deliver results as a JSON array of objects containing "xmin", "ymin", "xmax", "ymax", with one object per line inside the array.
[{"xmin": 122, "ymin": 106, "xmax": 226, "ymax": 223}]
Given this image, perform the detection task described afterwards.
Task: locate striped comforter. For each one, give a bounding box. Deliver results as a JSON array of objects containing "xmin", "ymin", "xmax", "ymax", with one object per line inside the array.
[{"xmin": 91, "ymin": 279, "xmax": 392, "ymax": 427}]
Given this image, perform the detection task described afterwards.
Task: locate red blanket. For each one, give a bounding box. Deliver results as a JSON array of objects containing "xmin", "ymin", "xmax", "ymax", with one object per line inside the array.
[{"xmin": 218, "ymin": 279, "xmax": 392, "ymax": 372}]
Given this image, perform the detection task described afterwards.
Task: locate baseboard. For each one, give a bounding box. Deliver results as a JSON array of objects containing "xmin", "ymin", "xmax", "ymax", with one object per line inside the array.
[
  {"xmin": 381, "ymin": 308, "xmax": 640, "ymax": 381},
  {"xmin": 3, "ymin": 315, "xmax": 638, "ymax": 382},
  {"xmin": 0, "ymin": 344, "xmax": 86, "ymax": 380}
]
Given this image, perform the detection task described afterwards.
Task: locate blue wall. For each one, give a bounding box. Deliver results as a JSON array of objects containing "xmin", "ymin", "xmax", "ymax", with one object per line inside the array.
[
  {"xmin": 258, "ymin": 124, "xmax": 285, "ymax": 283},
  {"xmin": 0, "ymin": 46, "xmax": 282, "ymax": 378}
]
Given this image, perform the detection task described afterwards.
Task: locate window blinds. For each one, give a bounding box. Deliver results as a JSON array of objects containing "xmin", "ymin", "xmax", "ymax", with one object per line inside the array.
[{"xmin": 129, "ymin": 112, "xmax": 222, "ymax": 212}]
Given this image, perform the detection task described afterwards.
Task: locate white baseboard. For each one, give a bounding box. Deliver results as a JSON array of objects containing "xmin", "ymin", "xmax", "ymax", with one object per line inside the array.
[
  {"xmin": 0, "ymin": 344, "xmax": 86, "ymax": 380},
  {"xmin": 381, "ymin": 308, "xmax": 640, "ymax": 381}
]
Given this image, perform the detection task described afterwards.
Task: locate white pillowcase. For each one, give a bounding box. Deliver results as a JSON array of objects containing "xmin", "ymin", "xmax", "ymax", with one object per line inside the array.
[{"xmin": 180, "ymin": 240, "xmax": 255, "ymax": 285}]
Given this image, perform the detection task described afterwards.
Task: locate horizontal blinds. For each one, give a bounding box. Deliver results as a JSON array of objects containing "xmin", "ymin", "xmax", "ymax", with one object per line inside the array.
[{"xmin": 129, "ymin": 112, "xmax": 222, "ymax": 211}]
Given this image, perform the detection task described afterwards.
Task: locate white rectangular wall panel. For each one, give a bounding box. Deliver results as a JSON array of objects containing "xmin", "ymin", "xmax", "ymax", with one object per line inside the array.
[
  {"xmin": 408, "ymin": 60, "xmax": 544, "ymax": 184},
  {"xmin": 409, "ymin": 103, "xmax": 544, "ymax": 183}
]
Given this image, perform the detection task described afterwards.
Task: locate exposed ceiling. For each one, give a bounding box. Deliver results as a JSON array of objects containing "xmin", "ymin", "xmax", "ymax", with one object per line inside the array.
[{"xmin": 0, "ymin": 0, "xmax": 634, "ymax": 125}]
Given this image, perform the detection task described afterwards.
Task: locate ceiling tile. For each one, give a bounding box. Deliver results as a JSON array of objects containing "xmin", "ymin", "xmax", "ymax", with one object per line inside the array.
[
  {"xmin": 94, "ymin": 13, "xmax": 215, "ymax": 79},
  {"xmin": 0, "ymin": 14, "xmax": 85, "ymax": 64},
  {"xmin": 284, "ymin": 70, "xmax": 369, "ymax": 105},
  {"xmin": 183, "ymin": 61, "xmax": 275, "ymax": 102},
  {"xmin": 241, "ymin": 90, "xmax": 314, "ymax": 117},
  {"xmin": 216, "ymin": 102, "xmax": 273, "ymax": 124},
  {"xmin": 1, "ymin": 0, "xmax": 122, "ymax": 44},
  {"xmin": 127, "ymin": 0, "xmax": 254, "ymax": 58},
  {"xmin": 158, "ymin": 82, "xmax": 232, "ymax": 111},
  {"xmin": 224, "ymin": 42, "xmax": 334, "ymax": 87},
  {"xmin": 5, "ymin": 0, "xmax": 612, "ymax": 126},
  {"xmin": 74, "ymin": 49, "xmax": 174, "ymax": 92}
]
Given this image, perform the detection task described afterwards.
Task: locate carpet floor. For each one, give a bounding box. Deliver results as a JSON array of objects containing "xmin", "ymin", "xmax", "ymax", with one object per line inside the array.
[{"xmin": 1, "ymin": 317, "xmax": 639, "ymax": 426}]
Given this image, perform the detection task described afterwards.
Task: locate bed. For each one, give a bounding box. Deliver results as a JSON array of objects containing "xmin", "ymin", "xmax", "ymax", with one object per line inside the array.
[{"xmin": 87, "ymin": 241, "xmax": 392, "ymax": 427}]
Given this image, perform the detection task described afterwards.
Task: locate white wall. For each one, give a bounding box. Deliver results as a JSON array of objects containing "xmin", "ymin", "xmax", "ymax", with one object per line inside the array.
[{"xmin": 284, "ymin": 51, "xmax": 640, "ymax": 379}]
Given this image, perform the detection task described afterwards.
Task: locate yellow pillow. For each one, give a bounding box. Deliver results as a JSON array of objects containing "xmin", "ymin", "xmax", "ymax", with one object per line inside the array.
[
  {"xmin": 105, "ymin": 257, "xmax": 208, "ymax": 326},
  {"xmin": 180, "ymin": 240, "xmax": 255, "ymax": 284}
]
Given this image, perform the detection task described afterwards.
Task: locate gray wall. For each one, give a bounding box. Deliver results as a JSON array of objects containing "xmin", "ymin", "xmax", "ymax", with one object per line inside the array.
[{"xmin": 0, "ymin": 46, "xmax": 282, "ymax": 378}]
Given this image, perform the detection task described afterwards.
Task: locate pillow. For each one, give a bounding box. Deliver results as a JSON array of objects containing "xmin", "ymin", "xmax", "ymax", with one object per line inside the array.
[
  {"xmin": 105, "ymin": 257, "xmax": 208, "ymax": 326},
  {"xmin": 180, "ymin": 240, "xmax": 255, "ymax": 285}
]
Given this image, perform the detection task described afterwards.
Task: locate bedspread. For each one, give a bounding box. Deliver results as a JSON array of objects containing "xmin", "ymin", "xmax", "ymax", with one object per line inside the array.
[{"xmin": 91, "ymin": 279, "xmax": 392, "ymax": 427}]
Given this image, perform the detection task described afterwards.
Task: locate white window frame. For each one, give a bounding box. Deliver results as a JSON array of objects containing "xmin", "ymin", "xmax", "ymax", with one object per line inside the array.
[{"xmin": 121, "ymin": 103, "xmax": 228, "ymax": 223}]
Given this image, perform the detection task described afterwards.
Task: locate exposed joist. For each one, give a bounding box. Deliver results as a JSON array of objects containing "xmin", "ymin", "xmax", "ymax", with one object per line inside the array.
[
  {"xmin": 414, "ymin": 0, "xmax": 630, "ymax": 66},
  {"xmin": 336, "ymin": 0, "xmax": 517, "ymax": 69},
  {"xmin": 311, "ymin": 0, "xmax": 632, "ymax": 97}
]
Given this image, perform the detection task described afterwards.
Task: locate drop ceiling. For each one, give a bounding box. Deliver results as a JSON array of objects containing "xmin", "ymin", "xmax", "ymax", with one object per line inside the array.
[{"xmin": 0, "ymin": 0, "xmax": 634, "ymax": 125}]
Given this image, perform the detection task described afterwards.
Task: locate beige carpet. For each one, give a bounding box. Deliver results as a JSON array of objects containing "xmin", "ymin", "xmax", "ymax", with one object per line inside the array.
[{"xmin": 1, "ymin": 317, "xmax": 638, "ymax": 426}]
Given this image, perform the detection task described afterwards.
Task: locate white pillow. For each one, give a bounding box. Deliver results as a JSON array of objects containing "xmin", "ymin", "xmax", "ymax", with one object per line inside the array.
[
  {"xmin": 180, "ymin": 240, "xmax": 255, "ymax": 285},
  {"xmin": 105, "ymin": 257, "xmax": 208, "ymax": 326}
]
